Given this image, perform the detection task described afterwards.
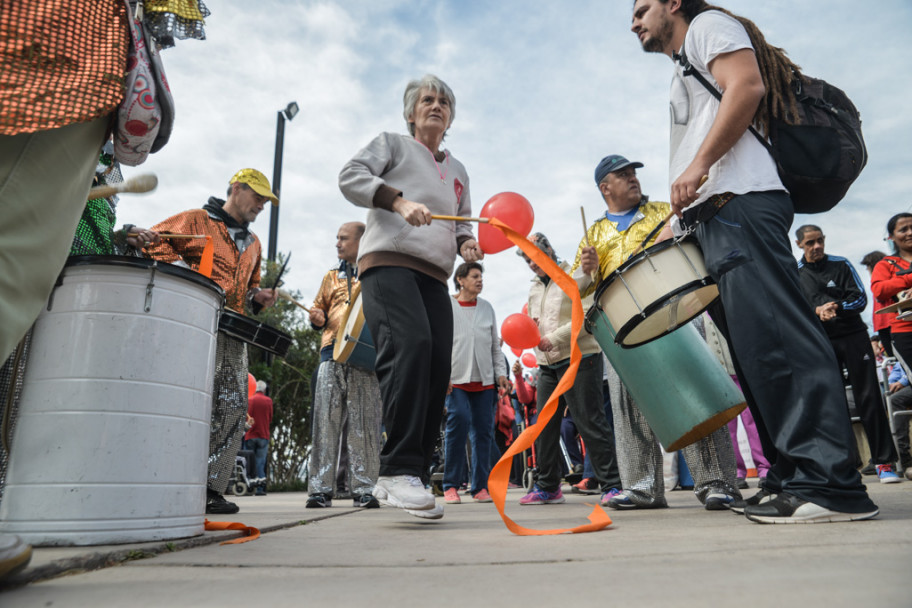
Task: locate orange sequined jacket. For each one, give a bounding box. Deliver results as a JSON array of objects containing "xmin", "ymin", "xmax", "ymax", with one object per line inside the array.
[
  {"xmin": 0, "ymin": 0, "xmax": 128, "ymax": 135},
  {"xmin": 147, "ymin": 209, "xmax": 262, "ymax": 312},
  {"xmin": 312, "ymin": 264, "xmax": 359, "ymax": 350}
]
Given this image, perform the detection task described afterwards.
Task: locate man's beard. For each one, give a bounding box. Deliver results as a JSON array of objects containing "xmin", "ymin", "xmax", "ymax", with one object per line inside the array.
[{"xmin": 640, "ymin": 16, "xmax": 673, "ymax": 53}]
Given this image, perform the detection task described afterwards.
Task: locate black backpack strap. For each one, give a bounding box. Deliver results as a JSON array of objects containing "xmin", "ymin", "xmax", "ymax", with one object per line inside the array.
[{"xmin": 673, "ymin": 49, "xmax": 773, "ymax": 155}]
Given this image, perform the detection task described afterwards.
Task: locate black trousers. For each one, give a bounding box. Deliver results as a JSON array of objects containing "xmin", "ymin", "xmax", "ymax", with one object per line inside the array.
[
  {"xmin": 695, "ymin": 191, "xmax": 874, "ymax": 513},
  {"xmin": 534, "ymin": 355, "xmax": 621, "ymax": 493},
  {"xmin": 830, "ymin": 330, "xmax": 897, "ymax": 465},
  {"xmin": 360, "ymin": 267, "xmax": 453, "ymax": 479}
]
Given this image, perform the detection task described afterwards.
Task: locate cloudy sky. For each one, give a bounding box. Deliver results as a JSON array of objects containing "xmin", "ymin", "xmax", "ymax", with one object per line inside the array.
[{"xmin": 127, "ymin": 0, "xmax": 912, "ymax": 360}]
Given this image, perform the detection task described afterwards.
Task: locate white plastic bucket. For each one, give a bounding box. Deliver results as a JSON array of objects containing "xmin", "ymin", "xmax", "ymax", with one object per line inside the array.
[{"xmin": 0, "ymin": 257, "xmax": 224, "ymax": 545}]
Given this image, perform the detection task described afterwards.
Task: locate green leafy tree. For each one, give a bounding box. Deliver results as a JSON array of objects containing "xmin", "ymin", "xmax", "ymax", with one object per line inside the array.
[{"xmin": 248, "ymin": 254, "xmax": 321, "ymax": 490}]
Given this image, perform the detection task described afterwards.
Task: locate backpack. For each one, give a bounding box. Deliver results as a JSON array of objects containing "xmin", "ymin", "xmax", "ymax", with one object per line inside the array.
[{"xmin": 674, "ymin": 50, "xmax": 867, "ymax": 215}]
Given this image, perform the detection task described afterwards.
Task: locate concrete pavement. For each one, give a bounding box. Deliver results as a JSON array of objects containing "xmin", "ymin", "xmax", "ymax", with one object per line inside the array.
[{"xmin": 1, "ymin": 479, "xmax": 910, "ymax": 607}]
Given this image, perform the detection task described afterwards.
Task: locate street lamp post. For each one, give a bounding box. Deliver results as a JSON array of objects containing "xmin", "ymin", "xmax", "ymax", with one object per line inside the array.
[{"xmin": 268, "ymin": 101, "xmax": 299, "ymax": 262}]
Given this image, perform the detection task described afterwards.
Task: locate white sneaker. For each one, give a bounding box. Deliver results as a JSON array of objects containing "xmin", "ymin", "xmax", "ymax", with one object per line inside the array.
[
  {"xmin": 405, "ymin": 503, "xmax": 444, "ymax": 520},
  {"xmin": 373, "ymin": 475, "xmax": 436, "ymax": 510}
]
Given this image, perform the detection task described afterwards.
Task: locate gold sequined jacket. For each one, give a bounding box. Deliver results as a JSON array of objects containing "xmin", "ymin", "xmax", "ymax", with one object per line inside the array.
[{"xmin": 570, "ymin": 200, "xmax": 671, "ymax": 297}]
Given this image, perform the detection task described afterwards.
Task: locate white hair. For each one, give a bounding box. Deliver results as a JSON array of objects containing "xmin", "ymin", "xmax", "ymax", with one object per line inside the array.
[{"xmin": 402, "ymin": 74, "xmax": 456, "ymax": 136}]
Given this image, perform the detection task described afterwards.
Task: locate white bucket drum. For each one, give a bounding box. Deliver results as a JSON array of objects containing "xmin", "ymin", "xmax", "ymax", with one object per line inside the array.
[
  {"xmin": 599, "ymin": 238, "xmax": 719, "ymax": 348},
  {"xmin": 0, "ymin": 256, "xmax": 224, "ymax": 546}
]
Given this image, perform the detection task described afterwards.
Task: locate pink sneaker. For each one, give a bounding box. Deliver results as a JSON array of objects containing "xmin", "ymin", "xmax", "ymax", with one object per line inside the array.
[
  {"xmin": 519, "ymin": 486, "xmax": 565, "ymax": 505},
  {"xmin": 443, "ymin": 488, "xmax": 461, "ymax": 504},
  {"xmin": 473, "ymin": 489, "xmax": 493, "ymax": 503}
]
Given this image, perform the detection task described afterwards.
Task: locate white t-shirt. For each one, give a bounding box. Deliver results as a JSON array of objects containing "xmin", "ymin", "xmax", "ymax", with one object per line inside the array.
[{"xmin": 669, "ymin": 11, "xmax": 783, "ymax": 214}]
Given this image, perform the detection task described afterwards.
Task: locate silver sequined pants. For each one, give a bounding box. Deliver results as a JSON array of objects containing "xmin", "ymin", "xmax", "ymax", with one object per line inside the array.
[
  {"xmin": 0, "ymin": 333, "xmax": 30, "ymax": 503},
  {"xmin": 605, "ymin": 360, "xmax": 739, "ymax": 507},
  {"xmin": 208, "ymin": 334, "xmax": 248, "ymax": 494},
  {"xmin": 308, "ymin": 359, "xmax": 382, "ymax": 497}
]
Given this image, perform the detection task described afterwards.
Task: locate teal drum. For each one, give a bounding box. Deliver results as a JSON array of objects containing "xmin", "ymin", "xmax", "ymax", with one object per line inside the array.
[{"xmin": 585, "ymin": 294, "xmax": 745, "ymax": 451}]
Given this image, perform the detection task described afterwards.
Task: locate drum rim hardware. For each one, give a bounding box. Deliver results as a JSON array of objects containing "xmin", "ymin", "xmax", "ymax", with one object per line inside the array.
[{"xmin": 586, "ymin": 238, "xmax": 720, "ymax": 348}]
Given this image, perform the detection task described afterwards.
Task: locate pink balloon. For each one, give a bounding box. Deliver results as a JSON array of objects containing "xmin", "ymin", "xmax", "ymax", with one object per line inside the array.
[
  {"xmin": 501, "ymin": 313, "xmax": 541, "ymax": 350},
  {"xmin": 478, "ymin": 192, "xmax": 534, "ymax": 254},
  {"xmin": 521, "ymin": 352, "xmax": 537, "ymax": 368}
]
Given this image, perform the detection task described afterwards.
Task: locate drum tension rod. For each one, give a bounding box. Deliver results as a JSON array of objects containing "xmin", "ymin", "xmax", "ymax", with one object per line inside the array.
[
  {"xmin": 144, "ymin": 263, "xmax": 158, "ymax": 313},
  {"xmin": 344, "ymin": 333, "xmax": 374, "ymax": 348},
  {"xmin": 47, "ymin": 272, "xmax": 66, "ymax": 311}
]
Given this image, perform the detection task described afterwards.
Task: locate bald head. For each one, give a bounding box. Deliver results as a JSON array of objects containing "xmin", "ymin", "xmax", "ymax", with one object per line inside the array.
[{"xmin": 336, "ymin": 222, "xmax": 365, "ymax": 264}]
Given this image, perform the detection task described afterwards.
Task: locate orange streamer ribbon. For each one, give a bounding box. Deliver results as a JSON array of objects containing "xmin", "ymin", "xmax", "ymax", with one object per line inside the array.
[
  {"xmin": 204, "ymin": 519, "xmax": 261, "ymax": 545},
  {"xmin": 486, "ymin": 218, "xmax": 613, "ymax": 536},
  {"xmin": 198, "ymin": 235, "xmax": 214, "ymax": 278}
]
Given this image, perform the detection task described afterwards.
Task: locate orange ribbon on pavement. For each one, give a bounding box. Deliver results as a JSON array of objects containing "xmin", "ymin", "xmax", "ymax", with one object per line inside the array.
[
  {"xmin": 486, "ymin": 218, "xmax": 613, "ymax": 536},
  {"xmin": 204, "ymin": 519, "xmax": 261, "ymax": 545}
]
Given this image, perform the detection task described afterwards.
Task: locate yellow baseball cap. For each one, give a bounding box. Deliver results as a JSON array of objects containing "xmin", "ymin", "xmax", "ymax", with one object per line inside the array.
[{"xmin": 230, "ymin": 168, "xmax": 279, "ymax": 206}]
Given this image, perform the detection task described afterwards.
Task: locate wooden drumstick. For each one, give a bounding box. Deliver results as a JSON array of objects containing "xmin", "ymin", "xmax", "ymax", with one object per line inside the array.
[
  {"xmin": 580, "ymin": 206, "xmax": 591, "ymax": 246},
  {"xmin": 580, "ymin": 206, "xmax": 599, "ymax": 282},
  {"xmin": 430, "ymin": 214, "xmax": 489, "ymax": 223},
  {"xmin": 127, "ymin": 231, "xmax": 206, "ymax": 239},
  {"xmin": 628, "ymin": 175, "xmax": 709, "ymax": 258},
  {"xmin": 88, "ymin": 173, "xmax": 158, "ymax": 199},
  {"xmin": 278, "ymin": 289, "xmax": 311, "ymax": 313}
]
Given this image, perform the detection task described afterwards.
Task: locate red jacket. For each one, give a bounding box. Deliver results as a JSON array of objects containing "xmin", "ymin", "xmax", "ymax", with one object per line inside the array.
[
  {"xmin": 870, "ymin": 256, "xmax": 912, "ymax": 333},
  {"xmin": 245, "ymin": 392, "xmax": 273, "ymax": 440}
]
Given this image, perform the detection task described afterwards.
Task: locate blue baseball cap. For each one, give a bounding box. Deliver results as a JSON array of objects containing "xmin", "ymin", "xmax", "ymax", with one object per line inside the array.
[{"xmin": 594, "ymin": 155, "xmax": 644, "ymax": 184}]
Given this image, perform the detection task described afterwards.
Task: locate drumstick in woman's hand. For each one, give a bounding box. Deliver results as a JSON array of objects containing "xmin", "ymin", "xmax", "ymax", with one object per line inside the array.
[
  {"xmin": 88, "ymin": 173, "xmax": 158, "ymax": 200},
  {"xmin": 278, "ymin": 289, "xmax": 311, "ymax": 313},
  {"xmin": 430, "ymin": 214, "xmax": 489, "ymax": 223}
]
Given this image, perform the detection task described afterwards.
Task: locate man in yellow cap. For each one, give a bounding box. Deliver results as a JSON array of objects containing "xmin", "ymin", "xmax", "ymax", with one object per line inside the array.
[{"xmin": 148, "ymin": 168, "xmax": 278, "ymax": 514}]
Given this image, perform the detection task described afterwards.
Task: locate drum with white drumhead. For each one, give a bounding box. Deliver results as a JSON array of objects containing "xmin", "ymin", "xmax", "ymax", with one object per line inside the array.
[
  {"xmin": 598, "ymin": 238, "xmax": 719, "ymax": 348},
  {"xmin": 586, "ymin": 294, "xmax": 745, "ymax": 451},
  {"xmin": 0, "ymin": 256, "xmax": 223, "ymax": 546},
  {"xmin": 332, "ymin": 284, "xmax": 375, "ymax": 371}
]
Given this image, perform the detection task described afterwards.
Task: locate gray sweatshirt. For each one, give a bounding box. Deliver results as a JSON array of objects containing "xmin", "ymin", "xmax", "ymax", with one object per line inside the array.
[{"xmin": 339, "ymin": 132, "xmax": 475, "ymax": 283}]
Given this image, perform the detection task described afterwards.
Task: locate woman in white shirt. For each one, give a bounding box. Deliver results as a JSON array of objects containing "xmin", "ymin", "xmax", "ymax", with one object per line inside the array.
[{"xmin": 443, "ymin": 262, "xmax": 509, "ymax": 504}]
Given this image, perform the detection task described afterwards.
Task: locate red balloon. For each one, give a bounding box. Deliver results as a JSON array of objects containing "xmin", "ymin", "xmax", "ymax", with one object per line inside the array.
[
  {"xmin": 510, "ymin": 346, "xmax": 523, "ymax": 357},
  {"xmin": 477, "ymin": 192, "xmax": 534, "ymax": 254},
  {"xmin": 521, "ymin": 352, "xmax": 537, "ymax": 368},
  {"xmin": 501, "ymin": 313, "xmax": 541, "ymax": 350},
  {"xmin": 248, "ymin": 373, "xmax": 257, "ymax": 399},
  {"xmin": 521, "ymin": 302, "xmax": 529, "ymax": 316}
]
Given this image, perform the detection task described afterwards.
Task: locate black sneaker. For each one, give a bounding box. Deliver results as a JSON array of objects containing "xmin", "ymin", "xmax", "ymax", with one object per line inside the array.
[
  {"xmin": 736, "ymin": 477, "xmax": 749, "ymax": 490},
  {"xmin": 743, "ymin": 492, "xmax": 879, "ymax": 524},
  {"xmin": 305, "ymin": 493, "xmax": 332, "ymax": 508},
  {"xmin": 860, "ymin": 460, "xmax": 876, "ymax": 476},
  {"xmin": 731, "ymin": 486, "xmax": 776, "ymax": 515},
  {"xmin": 354, "ymin": 494, "xmax": 380, "ymax": 508},
  {"xmin": 206, "ymin": 489, "xmax": 240, "ymax": 515},
  {"xmin": 704, "ymin": 491, "xmax": 744, "ymax": 511}
]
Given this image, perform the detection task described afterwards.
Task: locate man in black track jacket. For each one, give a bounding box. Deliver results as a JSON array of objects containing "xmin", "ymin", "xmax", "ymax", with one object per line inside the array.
[{"xmin": 796, "ymin": 224, "xmax": 900, "ymax": 483}]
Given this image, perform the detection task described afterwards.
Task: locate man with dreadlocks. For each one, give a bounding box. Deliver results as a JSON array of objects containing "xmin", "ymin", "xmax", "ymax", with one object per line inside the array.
[
  {"xmin": 629, "ymin": 0, "xmax": 878, "ymax": 524},
  {"xmin": 147, "ymin": 168, "xmax": 279, "ymax": 515}
]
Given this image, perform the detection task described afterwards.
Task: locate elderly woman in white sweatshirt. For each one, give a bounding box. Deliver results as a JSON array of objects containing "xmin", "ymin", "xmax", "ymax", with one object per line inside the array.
[
  {"xmin": 443, "ymin": 262, "xmax": 510, "ymax": 504},
  {"xmin": 338, "ymin": 75, "xmax": 483, "ymax": 519}
]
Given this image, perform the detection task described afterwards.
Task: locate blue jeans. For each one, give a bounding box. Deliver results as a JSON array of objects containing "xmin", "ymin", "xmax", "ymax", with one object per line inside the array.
[
  {"xmin": 443, "ymin": 387, "xmax": 496, "ymax": 495},
  {"xmin": 246, "ymin": 437, "xmax": 269, "ymax": 480}
]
